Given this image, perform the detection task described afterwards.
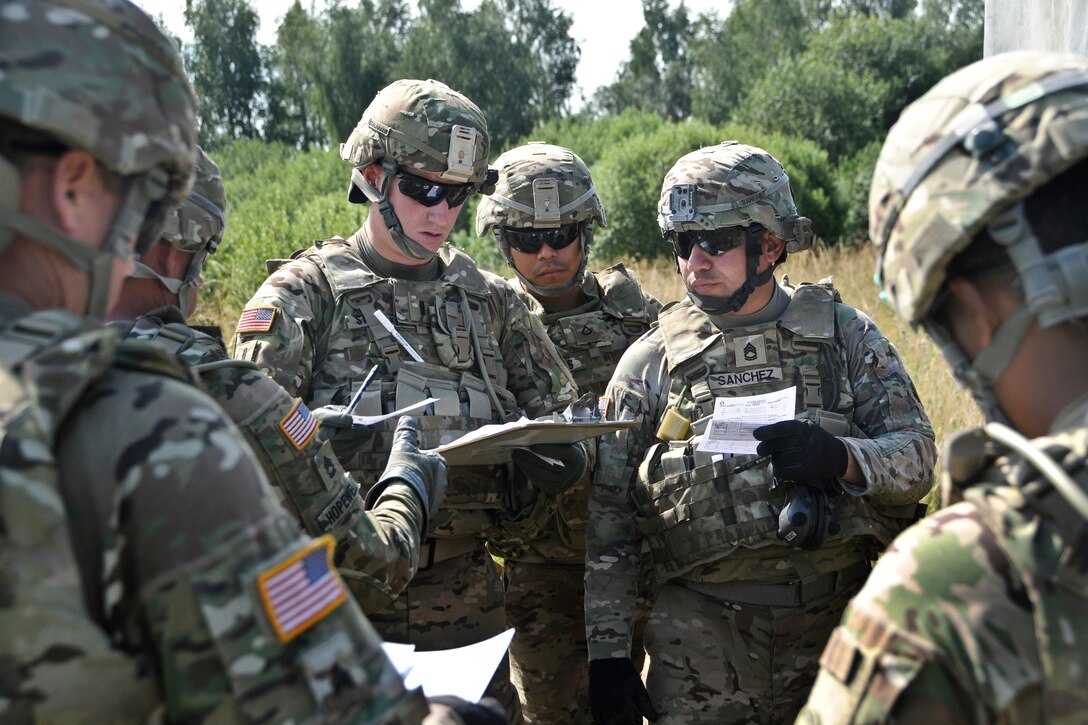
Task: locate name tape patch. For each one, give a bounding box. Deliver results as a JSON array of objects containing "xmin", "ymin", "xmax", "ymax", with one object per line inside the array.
[
  {"xmin": 708, "ymin": 367, "xmax": 783, "ymax": 389},
  {"xmin": 316, "ymin": 480, "xmax": 361, "ymax": 532},
  {"xmin": 257, "ymin": 535, "xmax": 346, "ymax": 642}
]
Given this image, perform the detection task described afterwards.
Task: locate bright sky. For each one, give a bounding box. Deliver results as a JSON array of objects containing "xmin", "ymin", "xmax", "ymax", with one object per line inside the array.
[{"xmin": 133, "ymin": 0, "xmax": 731, "ymax": 105}]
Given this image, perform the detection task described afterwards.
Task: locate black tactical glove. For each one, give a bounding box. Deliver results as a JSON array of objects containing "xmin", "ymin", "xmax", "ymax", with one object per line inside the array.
[
  {"xmin": 752, "ymin": 419, "xmax": 848, "ymax": 483},
  {"xmin": 511, "ymin": 442, "xmax": 588, "ymax": 495},
  {"xmin": 311, "ymin": 404, "xmax": 376, "ymax": 459},
  {"xmin": 589, "ymin": 657, "xmax": 661, "ymax": 724},
  {"xmin": 426, "ymin": 695, "xmax": 508, "ymax": 724},
  {"xmin": 364, "ymin": 416, "xmax": 447, "ymax": 532}
]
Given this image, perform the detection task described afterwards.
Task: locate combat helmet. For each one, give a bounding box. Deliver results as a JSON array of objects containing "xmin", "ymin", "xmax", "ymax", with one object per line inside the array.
[
  {"xmin": 658, "ymin": 142, "xmax": 814, "ymax": 313},
  {"xmin": 340, "ymin": 78, "xmax": 496, "ymax": 260},
  {"xmin": 476, "ymin": 141, "xmax": 606, "ymax": 297},
  {"xmin": 0, "ymin": 0, "xmax": 198, "ymax": 319},
  {"xmin": 871, "ymin": 51, "xmax": 1088, "ymax": 424},
  {"xmin": 129, "ymin": 148, "xmax": 226, "ymax": 318}
]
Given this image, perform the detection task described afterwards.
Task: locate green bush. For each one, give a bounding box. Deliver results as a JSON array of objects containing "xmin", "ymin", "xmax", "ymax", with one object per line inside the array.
[
  {"xmin": 591, "ymin": 120, "xmax": 845, "ymax": 261},
  {"xmin": 208, "ymin": 139, "xmax": 366, "ymax": 315},
  {"xmin": 834, "ymin": 140, "xmax": 883, "ymax": 246}
]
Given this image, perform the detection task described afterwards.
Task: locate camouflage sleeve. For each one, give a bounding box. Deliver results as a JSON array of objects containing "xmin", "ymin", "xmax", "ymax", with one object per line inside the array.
[
  {"xmin": 585, "ymin": 331, "xmax": 670, "ymax": 660},
  {"xmin": 836, "ymin": 305, "xmax": 937, "ymax": 505},
  {"xmin": 486, "ymin": 272, "xmax": 577, "ymax": 416},
  {"xmin": 55, "ymin": 369, "xmax": 428, "ymax": 723},
  {"xmin": 231, "ymin": 256, "xmax": 333, "ymax": 398},
  {"xmin": 198, "ymin": 362, "xmax": 424, "ymax": 613},
  {"xmin": 797, "ymin": 502, "xmax": 1040, "ymax": 724}
]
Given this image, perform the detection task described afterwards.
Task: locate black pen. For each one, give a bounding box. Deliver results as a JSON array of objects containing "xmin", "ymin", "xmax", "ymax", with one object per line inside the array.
[
  {"xmin": 732, "ymin": 453, "xmax": 772, "ymax": 474},
  {"xmin": 345, "ymin": 366, "xmax": 379, "ymax": 415}
]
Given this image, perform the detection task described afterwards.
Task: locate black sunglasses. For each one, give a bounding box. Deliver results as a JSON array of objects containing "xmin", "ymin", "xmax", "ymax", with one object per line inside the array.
[
  {"xmin": 500, "ymin": 223, "xmax": 582, "ymax": 255},
  {"xmin": 395, "ymin": 170, "xmax": 476, "ymax": 208},
  {"xmin": 667, "ymin": 226, "xmax": 757, "ymax": 260}
]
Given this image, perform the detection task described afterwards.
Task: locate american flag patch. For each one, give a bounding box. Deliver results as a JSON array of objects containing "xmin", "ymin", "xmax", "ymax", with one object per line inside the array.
[
  {"xmin": 597, "ymin": 396, "xmax": 612, "ymax": 419},
  {"xmin": 280, "ymin": 399, "xmax": 319, "ymax": 450},
  {"xmin": 236, "ymin": 306, "xmax": 277, "ymax": 333},
  {"xmin": 258, "ymin": 535, "xmax": 346, "ymax": 642}
]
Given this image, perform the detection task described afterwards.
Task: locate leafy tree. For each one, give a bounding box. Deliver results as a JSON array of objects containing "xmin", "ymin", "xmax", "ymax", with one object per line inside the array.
[
  {"xmin": 265, "ymin": 1, "xmax": 327, "ymax": 149},
  {"xmin": 827, "ymin": 0, "xmax": 916, "ymax": 18},
  {"xmin": 595, "ymin": 0, "xmax": 693, "ymax": 121},
  {"xmin": 503, "ymin": 0, "xmax": 580, "ymax": 121},
  {"xmin": 311, "ymin": 0, "xmax": 408, "ymax": 143},
  {"xmin": 689, "ymin": 0, "xmax": 816, "ymax": 124},
  {"xmin": 735, "ymin": 13, "xmax": 982, "ymax": 162},
  {"xmin": 396, "ymin": 0, "xmax": 577, "ymax": 152},
  {"xmin": 184, "ymin": 0, "xmax": 264, "ymax": 146}
]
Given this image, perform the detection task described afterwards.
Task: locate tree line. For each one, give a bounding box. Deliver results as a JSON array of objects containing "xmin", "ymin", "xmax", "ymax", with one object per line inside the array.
[{"xmin": 170, "ymin": 0, "xmax": 983, "ymax": 265}]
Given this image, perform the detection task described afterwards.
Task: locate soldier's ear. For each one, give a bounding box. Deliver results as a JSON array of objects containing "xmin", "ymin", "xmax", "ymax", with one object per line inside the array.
[
  {"xmin": 51, "ymin": 151, "xmax": 96, "ymax": 228},
  {"xmin": 944, "ymin": 277, "xmax": 999, "ymax": 359},
  {"xmin": 361, "ymin": 163, "xmax": 384, "ymax": 190},
  {"xmin": 759, "ymin": 229, "xmax": 786, "ymax": 267}
]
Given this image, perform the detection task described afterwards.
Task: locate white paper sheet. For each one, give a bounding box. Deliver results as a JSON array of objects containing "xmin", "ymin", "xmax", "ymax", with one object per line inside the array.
[
  {"xmin": 696, "ymin": 387, "xmax": 796, "ymax": 455},
  {"xmin": 349, "ymin": 397, "xmax": 439, "ymax": 426},
  {"xmin": 381, "ymin": 628, "xmax": 516, "ymax": 702}
]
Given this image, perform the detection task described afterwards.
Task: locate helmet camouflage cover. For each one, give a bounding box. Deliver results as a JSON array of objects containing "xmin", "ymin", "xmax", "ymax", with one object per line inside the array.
[
  {"xmin": 658, "ymin": 141, "xmax": 814, "ymax": 253},
  {"xmin": 163, "ymin": 147, "xmax": 226, "ymax": 256},
  {"xmin": 341, "ymin": 78, "xmax": 492, "ymax": 197},
  {"xmin": 475, "ymin": 141, "xmax": 606, "ymax": 235},
  {"xmin": 871, "ymin": 51, "xmax": 1088, "ymax": 326},
  {"xmin": 0, "ymin": 0, "xmax": 198, "ymax": 198}
]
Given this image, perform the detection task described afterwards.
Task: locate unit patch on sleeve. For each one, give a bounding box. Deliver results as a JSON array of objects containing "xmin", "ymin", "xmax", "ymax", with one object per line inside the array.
[
  {"xmin": 280, "ymin": 399, "xmax": 319, "ymax": 450},
  {"xmin": 257, "ymin": 535, "xmax": 347, "ymax": 642},
  {"xmin": 236, "ymin": 306, "xmax": 277, "ymax": 333}
]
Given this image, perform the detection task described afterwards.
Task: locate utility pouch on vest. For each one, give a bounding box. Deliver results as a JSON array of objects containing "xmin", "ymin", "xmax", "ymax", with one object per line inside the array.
[{"xmin": 800, "ymin": 408, "xmax": 851, "ymax": 437}]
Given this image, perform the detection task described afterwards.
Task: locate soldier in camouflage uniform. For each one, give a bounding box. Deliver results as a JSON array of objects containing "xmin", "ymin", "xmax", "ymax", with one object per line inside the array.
[
  {"xmin": 0, "ymin": 1, "xmax": 435, "ymax": 721},
  {"xmin": 108, "ymin": 147, "xmax": 447, "ymax": 615},
  {"xmin": 475, "ymin": 141, "xmax": 661, "ymax": 723},
  {"xmin": 584, "ymin": 142, "xmax": 937, "ymax": 724},
  {"xmin": 233, "ymin": 78, "xmax": 582, "ymax": 721},
  {"xmin": 797, "ymin": 52, "xmax": 1088, "ymax": 724}
]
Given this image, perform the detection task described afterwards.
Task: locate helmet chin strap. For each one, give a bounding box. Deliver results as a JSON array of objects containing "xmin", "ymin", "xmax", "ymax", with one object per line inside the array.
[
  {"xmin": 684, "ymin": 228, "xmax": 777, "ymax": 314},
  {"xmin": 127, "ymin": 254, "xmax": 206, "ymax": 321},
  {"xmin": 351, "ymin": 162, "xmax": 437, "ymax": 261},
  {"xmin": 922, "ymin": 305, "xmax": 1033, "ymax": 428}
]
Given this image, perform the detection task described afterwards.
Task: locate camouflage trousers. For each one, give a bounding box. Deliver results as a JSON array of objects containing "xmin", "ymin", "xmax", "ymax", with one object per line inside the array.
[
  {"xmin": 504, "ymin": 555, "xmax": 656, "ymax": 724},
  {"xmin": 643, "ymin": 567, "xmax": 865, "ymax": 724},
  {"xmin": 503, "ymin": 558, "xmax": 589, "ymax": 723},
  {"xmin": 365, "ymin": 542, "xmax": 522, "ymax": 723}
]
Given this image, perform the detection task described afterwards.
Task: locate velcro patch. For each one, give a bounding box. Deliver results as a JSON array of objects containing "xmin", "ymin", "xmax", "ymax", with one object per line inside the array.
[
  {"xmin": 257, "ymin": 535, "xmax": 346, "ymax": 642},
  {"xmin": 237, "ymin": 306, "xmax": 277, "ymax": 333},
  {"xmin": 280, "ymin": 399, "xmax": 319, "ymax": 450}
]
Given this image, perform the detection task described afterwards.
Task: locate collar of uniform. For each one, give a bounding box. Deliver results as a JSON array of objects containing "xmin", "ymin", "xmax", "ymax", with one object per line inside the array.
[{"xmin": 705, "ymin": 282, "xmax": 790, "ymax": 330}]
